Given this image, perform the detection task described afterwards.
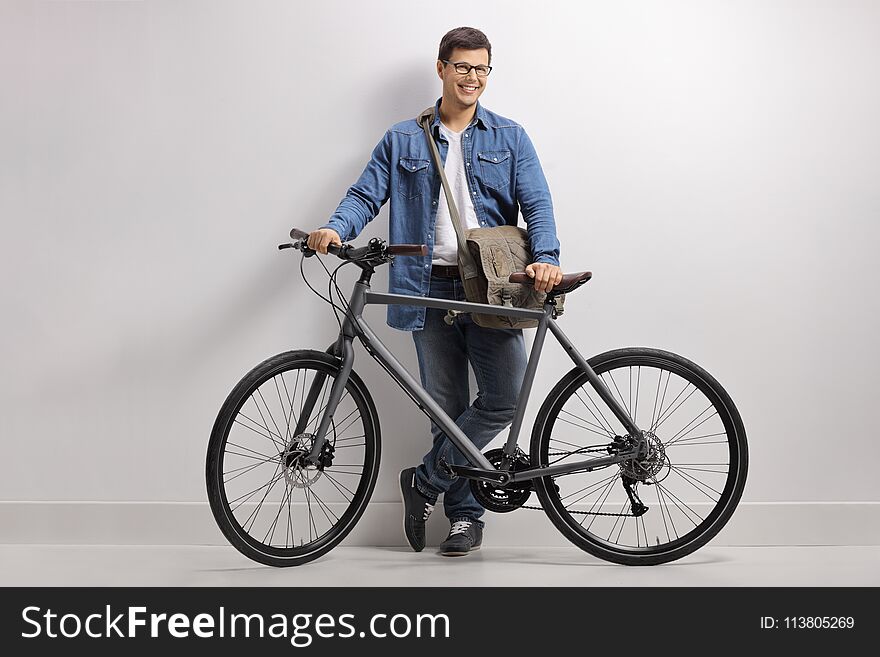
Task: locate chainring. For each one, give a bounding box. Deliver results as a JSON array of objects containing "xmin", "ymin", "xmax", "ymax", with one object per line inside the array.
[{"xmin": 470, "ymin": 448, "xmax": 533, "ymax": 513}]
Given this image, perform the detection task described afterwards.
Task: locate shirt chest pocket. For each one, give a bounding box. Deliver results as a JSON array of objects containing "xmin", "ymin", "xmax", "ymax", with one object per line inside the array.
[
  {"xmin": 397, "ymin": 157, "xmax": 430, "ymax": 199},
  {"xmin": 477, "ymin": 150, "xmax": 511, "ymax": 190}
]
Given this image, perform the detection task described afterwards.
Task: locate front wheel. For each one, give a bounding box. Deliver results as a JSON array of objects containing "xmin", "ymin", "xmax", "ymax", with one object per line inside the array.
[
  {"xmin": 206, "ymin": 350, "xmax": 381, "ymax": 567},
  {"xmin": 531, "ymin": 347, "xmax": 747, "ymax": 566}
]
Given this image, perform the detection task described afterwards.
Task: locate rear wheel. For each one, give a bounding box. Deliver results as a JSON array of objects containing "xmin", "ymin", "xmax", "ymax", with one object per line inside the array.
[
  {"xmin": 531, "ymin": 348, "xmax": 747, "ymax": 565},
  {"xmin": 206, "ymin": 350, "xmax": 380, "ymax": 567}
]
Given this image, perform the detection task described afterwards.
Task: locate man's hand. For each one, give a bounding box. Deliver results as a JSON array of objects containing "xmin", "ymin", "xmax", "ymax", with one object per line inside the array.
[
  {"xmin": 525, "ymin": 262, "xmax": 563, "ymax": 294},
  {"xmin": 307, "ymin": 228, "xmax": 342, "ymax": 255}
]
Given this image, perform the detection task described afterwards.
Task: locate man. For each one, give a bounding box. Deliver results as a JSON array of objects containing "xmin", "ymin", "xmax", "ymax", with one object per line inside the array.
[{"xmin": 308, "ymin": 27, "xmax": 562, "ymax": 557}]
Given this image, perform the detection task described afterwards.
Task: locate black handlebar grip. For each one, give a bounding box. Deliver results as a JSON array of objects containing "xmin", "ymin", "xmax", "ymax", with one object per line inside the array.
[{"xmin": 290, "ymin": 228, "xmax": 310, "ymax": 241}]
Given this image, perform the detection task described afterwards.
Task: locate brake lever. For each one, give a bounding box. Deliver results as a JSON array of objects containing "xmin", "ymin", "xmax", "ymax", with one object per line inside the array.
[{"xmin": 279, "ymin": 241, "xmax": 317, "ymax": 257}]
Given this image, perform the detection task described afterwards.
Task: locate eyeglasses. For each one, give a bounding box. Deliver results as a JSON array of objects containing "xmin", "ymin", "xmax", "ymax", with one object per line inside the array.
[{"xmin": 441, "ymin": 60, "xmax": 493, "ymax": 77}]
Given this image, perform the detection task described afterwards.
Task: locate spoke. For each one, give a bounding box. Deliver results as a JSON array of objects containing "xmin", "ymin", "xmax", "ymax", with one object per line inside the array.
[
  {"xmin": 225, "ymin": 440, "xmax": 277, "ymax": 462},
  {"xmin": 321, "ymin": 471, "xmax": 356, "ymax": 503},
  {"xmin": 666, "ymin": 439, "xmax": 729, "ymax": 447},
  {"xmin": 255, "ymin": 388, "xmax": 286, "ymax": 450},
  {"xmin": 321, "ymin": 471, "xmax": 359, "ymax": 498},
  {"xmin": 580, "ymin": 388, "xmax": 619, "ymax": 436},
  {"xmin": 305, "ymin": 486, "xmax": 340, "ymax": 527},
  {"xmin": 602, "ymin": 370, "xmax": 631, "ymax": 419},
  {"xmin": 628, "ymin": 367, "xmax": 632, "ymax": 425},
  {"xmin": 649, "ymin": 370, "xmax": 663, "ymax": 434},
  {"xmin": 664, "ymin": 406, "xmax": 718, "ymax": 446},
  {"xmin": 558, "ymin": 472, "xmax": 619, "ymax": 505},
  {"xmin": 286, "ymin": 482, "xmax": 297, "ymax": 548},
  {"xmin": 273, "ymin": 376, "xmax": 293, "ymax": 443},
  {"xmin": 556, "ymin": 411, "xmax": 616, "ymax": 439},
  {"xmin": 228, "ymin": 468, "xmax": 284, "ymax": 509},
  {"xmin": 608, "ymin": 499, "xmax": 630, "ymax": 541},
  {"xmin": 223, "ymin": 457, "xmax": 277, "ymax": 485},
  {"xmin": 320, "ymin": 468, "xmax": 363, "ymax": 476},
  {"xmin": 634, "ymin": 366, "xmax": 641, "ymax": 426},
  {"xmin": 669, "ymin": 466, "xmax": 722, "ymax": 499},
  {"xmin": 652, "ymin": 480, "xmax": 703, "ymax": 527},
  {"xmin": 302, "ymin": 481, "xmax": 317, "ymax": 542},
  {"xmin": 332, "ymin": 406, "xmax": 361, "ymax": 438},
  {"xmin": 651, "ymin": 382, "xmax": 697, "ymax": 434},
  {"xmin": 573, "ymin": 390, "xmax": 616, "ymax": 437},
  {"xmin": 233, "ymin": 414, "xmax": 285, "ymax": 449},
  {"xmin": 667, "ymin": 431, "xmax": 727, "ymax": 444},
  {"xmin": 674, "ymin": 465, "xmax": 729, "ymax": 475},
  {"xmin": 651, "ymin": 370, "xmax": 673, "ymax": 433},
  {"xmin": 225, "ymin": 457, "xmax": 277, "ymax": 476},
  {"xmin": 241, "ymin": 467, "xmax": 285, "ymax": 532},
  {"xmin": 653, "ymin": 480, "xmax": 673, "ymax": 542},
  {"xmin": 279, "ymin": 370, "xmax": 300, "ymax": 436},
  {"xmin": 584, "ymin": 475, "xmax": 620, "ymax": 530},
  {"xmin": 298, "ymin": 368, "xmax": 307, "ymax": 426},
  {"xmin": 264, "ymin": 481, "xmax": 292, "ymax": 545},
  {"xmin": 334, "ymin": 434, "xmax": 366, "ymax": 443},
  {"xmin": 606, "ymin": 501, "xmax": 625, "ymax": 540}
]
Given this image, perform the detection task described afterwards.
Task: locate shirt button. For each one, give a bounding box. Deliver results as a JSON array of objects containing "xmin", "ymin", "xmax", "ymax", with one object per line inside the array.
[
  {"xmin": 493, "ymin": 157, "xmax": 498, "ymax": 162},
  {"xmin": 465, "ymin": 162, "xmax": 470, "ymax": 167}
]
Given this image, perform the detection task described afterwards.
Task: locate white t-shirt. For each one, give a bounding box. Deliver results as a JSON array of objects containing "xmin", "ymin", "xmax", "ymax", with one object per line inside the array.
[{"xmin": 432, "ymin": 123, "xmax": 481, "ymax": 266}]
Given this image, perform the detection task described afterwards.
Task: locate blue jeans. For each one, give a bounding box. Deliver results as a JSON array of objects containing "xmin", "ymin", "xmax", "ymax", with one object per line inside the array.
[{"xmin": 411, "ymin": 275, "xmax": 527, "ymax": 526}]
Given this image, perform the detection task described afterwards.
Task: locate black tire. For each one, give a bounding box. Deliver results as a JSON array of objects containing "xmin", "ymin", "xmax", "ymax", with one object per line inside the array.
[
  {"xmin": 206, "ymin": 350, "xmax": 380, "ymax": 567},
  {"xmin": 531, "ymin": 347, "xmax": 747, "ymax": 566}
]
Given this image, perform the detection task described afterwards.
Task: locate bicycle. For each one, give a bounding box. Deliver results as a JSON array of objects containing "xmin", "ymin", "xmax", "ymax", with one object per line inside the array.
[{"xmin": 206, "ymin": 228, "xmax": 748, "ymax": 567}]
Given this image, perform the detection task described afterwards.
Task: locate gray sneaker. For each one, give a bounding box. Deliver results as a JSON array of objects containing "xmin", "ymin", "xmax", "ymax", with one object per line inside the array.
[{"xmin": 438, "ymin": 519, "xmax": 483, "ymax": 557}]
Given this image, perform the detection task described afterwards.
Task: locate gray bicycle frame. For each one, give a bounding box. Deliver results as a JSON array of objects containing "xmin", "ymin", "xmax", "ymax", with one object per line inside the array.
[{"xmin": 303, "ymin": 277, "xmax": 646, "ymax": 486}]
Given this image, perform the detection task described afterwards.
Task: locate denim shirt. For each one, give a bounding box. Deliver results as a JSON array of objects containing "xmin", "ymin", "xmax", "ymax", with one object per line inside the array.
[{"xmin": 323, "ymin": 98, "xmax": 561, "ymax": 331}]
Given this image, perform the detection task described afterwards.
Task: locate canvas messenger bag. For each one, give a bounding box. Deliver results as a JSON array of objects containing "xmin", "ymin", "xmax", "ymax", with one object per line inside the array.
[{"xmin": 417, "ymin": 107, "xmax": 564, "ymax": 329}]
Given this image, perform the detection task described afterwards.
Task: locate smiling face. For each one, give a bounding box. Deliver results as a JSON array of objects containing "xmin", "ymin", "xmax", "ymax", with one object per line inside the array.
[{"xmin": 436, "ymin": 47, "xmax": 489, "ymax": 112}]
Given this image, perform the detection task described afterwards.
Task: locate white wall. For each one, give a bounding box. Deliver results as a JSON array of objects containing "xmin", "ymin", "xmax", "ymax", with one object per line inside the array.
[{"xmin": 1, "ymin": 1, "xmax": 878, "ymax": 540}]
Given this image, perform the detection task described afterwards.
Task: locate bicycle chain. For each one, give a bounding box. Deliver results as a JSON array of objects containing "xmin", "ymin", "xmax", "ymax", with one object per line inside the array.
[{"xmin": 517, "ymin": 446, "xmax": 641, "ymax": 517}]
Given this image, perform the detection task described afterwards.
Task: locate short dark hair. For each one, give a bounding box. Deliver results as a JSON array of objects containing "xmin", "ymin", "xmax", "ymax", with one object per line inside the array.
[{"xmin": 438, "ymin": 27, "xmax": 492, "ymax": 65}]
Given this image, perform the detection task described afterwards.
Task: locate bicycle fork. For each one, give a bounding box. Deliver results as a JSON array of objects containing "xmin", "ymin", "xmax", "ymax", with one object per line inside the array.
[{"xmin": 292, "ymin": 337, "xmax": 355, "ymax": 465}]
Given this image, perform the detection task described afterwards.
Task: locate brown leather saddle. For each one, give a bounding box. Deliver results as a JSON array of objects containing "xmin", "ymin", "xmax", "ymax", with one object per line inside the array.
[{"xmin": 508, "ymin": 271, "xmax": 593, "ymax": 295}]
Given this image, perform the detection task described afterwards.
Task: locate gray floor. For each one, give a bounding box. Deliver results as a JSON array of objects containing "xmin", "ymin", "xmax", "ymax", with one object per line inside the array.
[{"xmin": 1, "ymin": 545, "xmax": 878, "ymax": 586}]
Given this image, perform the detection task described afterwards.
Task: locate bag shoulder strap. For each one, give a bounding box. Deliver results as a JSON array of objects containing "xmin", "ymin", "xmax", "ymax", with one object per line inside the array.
[{"xmin": 418, "ymin": 107, "xmax": 479, "ymax": 279}]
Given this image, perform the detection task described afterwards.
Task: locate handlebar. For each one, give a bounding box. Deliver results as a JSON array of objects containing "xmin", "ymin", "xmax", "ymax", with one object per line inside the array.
[{"xmin": 280, "ymin": 228, "xmax": 427, "ymax": 262}]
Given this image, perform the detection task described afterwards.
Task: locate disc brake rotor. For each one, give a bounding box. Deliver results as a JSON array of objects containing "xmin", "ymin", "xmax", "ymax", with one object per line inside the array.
[{"xmin": 282, "ymin": 433, "xmax": 323, "ymax": 488}]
